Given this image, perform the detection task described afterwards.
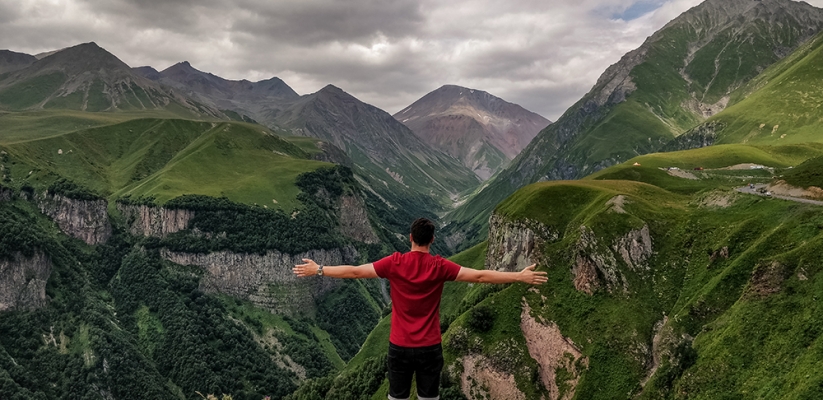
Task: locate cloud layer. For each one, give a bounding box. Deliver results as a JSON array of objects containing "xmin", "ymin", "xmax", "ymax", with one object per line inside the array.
[{"xmin": 1, "ymin": 0, "xmax": 822, "ymax": 119}]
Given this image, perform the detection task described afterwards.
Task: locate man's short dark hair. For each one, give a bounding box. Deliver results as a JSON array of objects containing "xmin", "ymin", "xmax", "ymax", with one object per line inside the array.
[{"xmin": 411, "ymin": 218, "xmax": 435, "ymax": 246}]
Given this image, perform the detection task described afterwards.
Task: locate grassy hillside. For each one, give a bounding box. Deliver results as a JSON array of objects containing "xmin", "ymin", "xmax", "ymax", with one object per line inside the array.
[
  {"xmin": 443, "ymin": 0, "xmax": 823, "ymax": 252},
  {"xmin": 308, "ymin": 141, "xmax": 823, "ymax": 399},
  {"xmin": 0, "ymin": 43, "xmax": 222, "ymax": 119},
  {"xmin": 0, "ymin": 174, "xmax": 393, "ymax": 400},
  {"xmin": 0, "ymin": 109, "xmax": 195, "ymax": 144},
  {"xmin": 0, "ymin": 118, "xmax": 328, "ymax": 209},
  {"xmin": 779, "ymin": 155, "xmax": 823, "ymax": 188},
  {"xmin": 699, "ymin": 30, "xmax": 823, "ymax": 145},
  {"xmin": 436, "ymin": 143, "xmax": 823, "ymax": 399}
]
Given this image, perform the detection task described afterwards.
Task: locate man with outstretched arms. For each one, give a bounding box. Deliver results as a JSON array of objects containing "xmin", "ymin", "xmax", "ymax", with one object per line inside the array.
[{"xmin": 294, "ymin": 217, "xmax": 547, "ymax": 400}]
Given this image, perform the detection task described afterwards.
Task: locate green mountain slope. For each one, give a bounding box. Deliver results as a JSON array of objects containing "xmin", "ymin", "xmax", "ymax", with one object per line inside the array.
[
  {"xmin": 137, "ymin": 61, "xmax": 300, "ymax": 124},
  {"xmin": 0, "ymin": 192, "xmax": 392, "ymax": 400},
  {"xmin": 0, "ymin": 43, "xmax": 222, "ymax": 118},
  {"xmin": 314, "ymin": 142, "xmax": 823, "ymax": 399},
  {"xmin": 273, "ymin": 85, "xmax": 480, "ymax": 210},
  {"xmin": 0, "ymin": 50, "xmax": 36, "ymax": 74},
  {"xmin": 0, "ymin": 118, "xmax": 400, "ymax": 398},
  {"xmin": 444, "ymin": 0, "xmax": 823, "ymax": 251},
  {"xmin": 672, "ymin": 28, "xmax": 823, "ymax": 148},
  {"xmin": 0, "ymin": 118, "xmax": 326, "ymax": 209}
]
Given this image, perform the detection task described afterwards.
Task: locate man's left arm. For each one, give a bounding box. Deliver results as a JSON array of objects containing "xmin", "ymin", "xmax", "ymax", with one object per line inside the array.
[{"xmin": 293, "ymin": 258, "xmax": 378, "ymax": 279}]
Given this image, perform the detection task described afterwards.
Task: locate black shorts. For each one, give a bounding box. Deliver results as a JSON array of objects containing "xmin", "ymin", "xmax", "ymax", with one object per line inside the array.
[{"xmin": 387, "ymin": 342, "xmax": 443, "ymax": 400}]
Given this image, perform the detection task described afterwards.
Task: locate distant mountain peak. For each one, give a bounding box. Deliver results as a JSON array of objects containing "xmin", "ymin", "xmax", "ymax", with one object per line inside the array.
[
  {"xmin": 0, "ymin": 41, "xmax": 227, "ymax": 116},
  {"xmin": 319, "ymin": 84, "xmax": 345, "ymax": 94},
  {"xmin": 271, "ymin": 83, "xmax": 480, "ymax": 203},
  {"xmin": 149, "ymin": 59, "xmax": 299, "ymax": 123},
  {"xmin": 0, "ymin": 50, "xmax": 36, "ymax": 74},
  {"xmin": 395, "ymin": 85, "xmax": 550, "ymax": 180},
  {"xmin": 132, "ymin": 66, "xmax": 161, "ymax": 80}
]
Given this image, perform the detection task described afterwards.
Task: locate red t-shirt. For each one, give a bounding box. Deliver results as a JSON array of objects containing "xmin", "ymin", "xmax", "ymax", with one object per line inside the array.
[{"xmin": 373, "ymin": 251, "xmax": 462, "ymax": 347}]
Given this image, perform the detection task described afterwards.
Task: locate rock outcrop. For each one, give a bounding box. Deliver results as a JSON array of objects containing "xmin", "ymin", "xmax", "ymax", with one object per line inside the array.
[
  {"xmin": 459, "ymin": 354, "xmax": 526, "ymax": 400},
  {"xmin": 117, "ymin": 204, "xmax": 194, "ymax": 237},
  {"xmin": 485, "ymin": 213, "xmax": 557, "ymax": 272},
  {"xmin": 612, "ymin": 225, "xmax": 653, "ymax": 271},
  {"xmin": 573, "ymin": 226, "xmax": 623, "ymax": 295},
  {"xmin": 747, "ymin": 261, "xmax": 788, "ymax": 298},
  {"xmin": 0, "ymin": 186, "xmax": 12, "ymax": 201},
  {"xmin": 521, "ymin": 300, "xmax": 587, "ymax": 400},
  {"xmin": 663, "ymin": 121, "xmax": 723, "ymax": 151},
  {"xmin": 338, "ymin": 195, "xmax": 380, "ymax": 244},
  {"xmin": 0, "ymin": 252, "xmax": 52, "ymax": 312},
  {"xmin": 161, "ymin": 246, "xmax": 358, "ymax": 314},
  {"xmin": 573, "ymin": 225, "xmax": 653, "ymax": 295},
  {"xmin": 38, "ymin": 193, "xmax": 111, "ymax": 245}
]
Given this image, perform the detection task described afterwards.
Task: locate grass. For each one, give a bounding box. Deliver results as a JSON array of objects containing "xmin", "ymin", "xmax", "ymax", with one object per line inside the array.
[
  {"xmin": 0, "ymin": 109, "xmax": 201, "ymax": 144},
  {"xmin": 344, "ymin": 314, "xmax": 391, "ymax": 372},
  {"xmin": 220, "ymin": 295, "xmax": 347, "ymax": 371},
  {"xmin": 135, "ymin": 305, "xmax": 165, "ymax": 358},
  {"xmin": 705, "ymin": 30, "xmax": 823, "ymax": 146},
  {"xmin": 425, "ymin": 139, "xmax": 823, "ymax": 399},
  {"xmin": 0, "ymin": 72, "xmax": 67, "ymax": 110},
  {"xmin": 586, "ymin": 143, "xmax": 823, "ymax": 193},
  {"xmin": 284, "ymin": 136, "xmax": 325, "ymax": 156},
  {"xmin": 779, "ymin": 155, "xmax": 823, "ymax": 189},
  {"xmin": 1, "ymin": 118, "xmax": 330, "ymax": 209},
  {"xmin": 443, "ymin": 9, "xmax": 823, "ymax": 249}
]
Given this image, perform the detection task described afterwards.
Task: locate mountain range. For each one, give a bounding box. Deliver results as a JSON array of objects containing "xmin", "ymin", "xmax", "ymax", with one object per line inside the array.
[
  {"xmin": 4, "ymin": 0, "xmax": 823, "ymax": 399},
  {"xmin": 0, "ymin": 42, "xmax": 533, "ymax": 222},
  {"xmin": 0, "ymin": 43, "xmax": 222, "ymax": 117},
  {"xmin": 135, "ymin": 61, "xmax": 300, "ymax": 123},
  {"xmin": 443, "ymin": 0, "xmax": 823, "ymax": 251}
]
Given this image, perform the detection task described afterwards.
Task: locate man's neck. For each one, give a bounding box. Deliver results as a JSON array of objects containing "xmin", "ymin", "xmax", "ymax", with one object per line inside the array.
[{"xmin": 410, "ymin": 245, "xmax": 431, "ymax": 253}]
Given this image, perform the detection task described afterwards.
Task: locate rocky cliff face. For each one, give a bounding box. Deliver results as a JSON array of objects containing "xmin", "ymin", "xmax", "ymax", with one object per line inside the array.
[
  {"xmin": 117, "ymin": 204, "xmax": 194, "ymax": 237},
  {"xmin": 338, "ymin": 195, "xmax": 380, "ymax": 244},
  {"xmin": 161, "ymin": 246, "xmax": 358, "ymax": 315},
  {"xmin": 572, "ymin": 224, "xmax": 653, "ymax": 295},
  {"xmin": 663, "ymin": 121, "xmax": 723, "ymax": 151},
  {"xmin": 0, "ymin": 252, "xmax": 51, "ymax": 312},
  {"xmin": 612, "ymin": 225, "xmax": 653, "ymax": 271},
  {"xmin": 38, "ymin": 193, "xmax": 111, "ymax": 245},
  {"xmin": 520, "ymin": 300, "xmax": 587, "ymax": 400},
  {"xmin": 484, "ymin": 213, "xmax": 558, "ymax": 272}
]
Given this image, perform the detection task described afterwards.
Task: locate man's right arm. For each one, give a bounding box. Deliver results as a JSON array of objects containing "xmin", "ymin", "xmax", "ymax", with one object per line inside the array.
[{"xmin": 455, "ymin": 264, "xmax": 547, "ymax": 285}]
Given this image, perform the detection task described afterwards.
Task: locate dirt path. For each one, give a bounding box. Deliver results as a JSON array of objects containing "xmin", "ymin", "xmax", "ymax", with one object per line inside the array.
[{"xmin": 736, "ymin": 184, "xmax": 823, "ymax": 206}]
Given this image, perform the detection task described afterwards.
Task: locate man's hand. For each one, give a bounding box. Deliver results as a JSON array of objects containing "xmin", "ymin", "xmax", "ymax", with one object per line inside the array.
[
  {"xmin": 519, "ymin": 264, "xmax": 548, "ymax": 285},
  {"xmin": 293, "ymin": 258, "xmax": 319, "ymax": 277}
]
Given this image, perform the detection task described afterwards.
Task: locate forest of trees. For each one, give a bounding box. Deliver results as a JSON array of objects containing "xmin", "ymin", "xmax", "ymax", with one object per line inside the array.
[{"xmin": 0, "ymin": 166, "xmax": 401, "ymax": 399}]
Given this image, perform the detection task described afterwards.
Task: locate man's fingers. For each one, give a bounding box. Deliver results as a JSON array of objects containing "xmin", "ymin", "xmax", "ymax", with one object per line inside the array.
[{"xmin": 524, "ymin": 264, "xmax": 537, "ymax": 271}]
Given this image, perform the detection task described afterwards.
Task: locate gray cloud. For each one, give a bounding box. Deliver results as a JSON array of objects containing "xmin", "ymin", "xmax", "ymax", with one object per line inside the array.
[
  {"xmin": 1, "ymin": 0, "xmax": 823, "ymax": 120},
  {"xmin": 231, "ymin": 0, "xmax": 424, "ymax": 45}
]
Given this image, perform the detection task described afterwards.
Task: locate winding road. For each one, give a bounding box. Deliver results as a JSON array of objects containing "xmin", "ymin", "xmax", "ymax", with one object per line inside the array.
[{"xmin": 735, "ymin": 184, "xmax": 823, "ymax": 206}]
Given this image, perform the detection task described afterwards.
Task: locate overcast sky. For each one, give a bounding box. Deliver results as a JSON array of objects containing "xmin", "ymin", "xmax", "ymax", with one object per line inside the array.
[{"xmin": 2, "ymin": 0, "xmax": 823, "ymax": 120}]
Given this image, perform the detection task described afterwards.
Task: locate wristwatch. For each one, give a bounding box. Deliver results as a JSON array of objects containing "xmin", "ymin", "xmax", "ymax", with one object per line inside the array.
[{"xmin": 317, "ymin": 265, "xmax": 324, "ymax": 276}]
